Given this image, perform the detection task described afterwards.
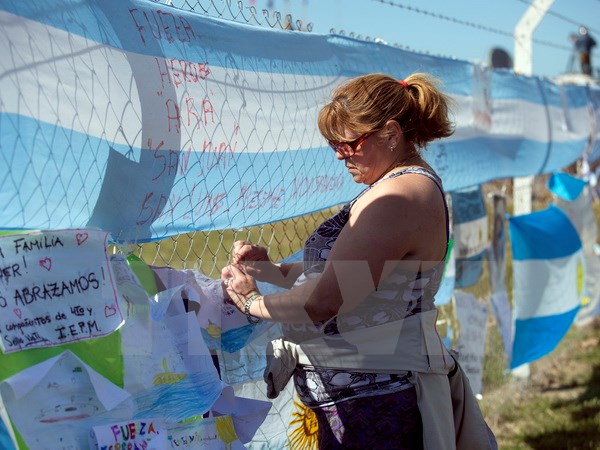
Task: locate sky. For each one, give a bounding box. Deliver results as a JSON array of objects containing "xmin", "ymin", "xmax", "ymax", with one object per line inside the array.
[{"xmin": 256, "ymin": 0, "xmax": 600, "ymax": 79}]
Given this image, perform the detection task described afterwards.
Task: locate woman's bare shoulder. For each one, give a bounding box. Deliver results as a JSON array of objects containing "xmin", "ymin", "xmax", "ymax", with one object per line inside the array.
[{"xmin": 352, "ymin": 169, "xmax": 444, "ymax": 217}]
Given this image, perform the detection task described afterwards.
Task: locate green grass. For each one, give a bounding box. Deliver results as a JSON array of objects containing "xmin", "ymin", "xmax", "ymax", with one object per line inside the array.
[
  {"xmin": 133, "ymin": 206, "xmax": 341, "ymax": 277},
  {"xmin": 481, "ymin": 318, "xmax": 600, "ymax": 449}
]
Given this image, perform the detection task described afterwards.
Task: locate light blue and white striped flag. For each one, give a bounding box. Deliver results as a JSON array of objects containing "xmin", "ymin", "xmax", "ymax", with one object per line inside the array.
[{"xmin": 509, "ymin": 205, "xmax": 584, "ymax": 369}]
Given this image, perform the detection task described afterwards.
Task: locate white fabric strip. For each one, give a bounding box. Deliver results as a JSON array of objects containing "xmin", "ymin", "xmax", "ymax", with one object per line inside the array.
[{"xmin": 513, "ymin": 249, "xmax": 584, "ymax": 319}]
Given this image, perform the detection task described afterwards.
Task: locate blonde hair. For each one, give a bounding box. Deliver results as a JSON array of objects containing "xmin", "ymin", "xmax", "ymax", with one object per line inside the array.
[{"xmin": 318, "ymin": 73, "xmax": 454, "ymax": 149}]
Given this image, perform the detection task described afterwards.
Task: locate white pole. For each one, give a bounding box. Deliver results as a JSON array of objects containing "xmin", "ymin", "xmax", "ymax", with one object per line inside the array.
[
  {"xmin": 512, "ymin": 0, "xmax": 555, "ymax": 215},
  {"xmin": 511, "ymin": 0, "xmax": 555, "ymax": 378},
  {"xmin": 512, "ymin": 0, "xmax": 555, "ymax": 217},
  {"xmin": 514, "ymin": 0, "xmax": 555, "ymax": 76}
]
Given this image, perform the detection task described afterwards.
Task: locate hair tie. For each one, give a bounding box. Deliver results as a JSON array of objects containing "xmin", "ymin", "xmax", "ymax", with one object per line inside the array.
[{"xmin": 398, "ymin": 79, "xmax": 409, "ymax": 88}]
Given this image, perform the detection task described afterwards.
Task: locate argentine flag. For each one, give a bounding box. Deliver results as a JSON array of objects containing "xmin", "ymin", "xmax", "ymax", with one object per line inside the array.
[{"xmin": 509, "ymin": 205, "xmax": 584, "ymax": 369}]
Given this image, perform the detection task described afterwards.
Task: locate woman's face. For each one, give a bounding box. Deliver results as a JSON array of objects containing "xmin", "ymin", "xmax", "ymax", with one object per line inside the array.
[{"xmin": 333, "ymin": 128, "xmax": 394, "ymax": 185}]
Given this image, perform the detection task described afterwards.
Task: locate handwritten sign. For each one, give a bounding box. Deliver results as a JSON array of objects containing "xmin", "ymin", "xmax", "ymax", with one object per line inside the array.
[
  {"xmin": 0, "ymin": 229, "xmax": 122, "ymax": 353},
  {"xmin": 89, "ymin": 419, "xmax": 168, "ymax": 450}
]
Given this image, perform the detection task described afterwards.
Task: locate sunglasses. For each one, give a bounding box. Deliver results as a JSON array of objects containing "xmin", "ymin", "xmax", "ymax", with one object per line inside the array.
[{"xmin": 328, "ymin": 131, "xmax": 374, "ymax": 157}]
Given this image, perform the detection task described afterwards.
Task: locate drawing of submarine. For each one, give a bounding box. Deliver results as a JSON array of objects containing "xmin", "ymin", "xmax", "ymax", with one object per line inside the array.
[{"xmin": 153, "ymin": 357, "xmax": 187, "ymax": 385}]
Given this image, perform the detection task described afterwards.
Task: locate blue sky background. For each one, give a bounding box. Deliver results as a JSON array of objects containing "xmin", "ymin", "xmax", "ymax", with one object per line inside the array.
[{"xmin": 257, "ymin": 0, "xmax": 599, "ymax": 79}]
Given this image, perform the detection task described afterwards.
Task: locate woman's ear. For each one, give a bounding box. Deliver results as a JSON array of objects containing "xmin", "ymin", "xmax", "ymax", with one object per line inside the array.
[{"xmin": 384, "ymin": 119, "xmax": 403, "ymax": 147}]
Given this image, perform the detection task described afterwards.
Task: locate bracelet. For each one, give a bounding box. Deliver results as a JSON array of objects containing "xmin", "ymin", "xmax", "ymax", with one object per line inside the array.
[{"xmin": 243, "ymin": 293, "xmax": 262, "ymax": 324}]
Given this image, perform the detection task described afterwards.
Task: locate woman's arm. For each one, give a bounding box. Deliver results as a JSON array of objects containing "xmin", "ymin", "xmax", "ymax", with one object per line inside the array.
[
  {"xmin": 224, "ymin": 263, "xmax": 322, "ymax": 323},
  {"xmin": 273, "ymin": 261, "xmax": 305, "ymax": 288},
  {"xmin": 224, "ymin": 175, "xmax": 446, "ymax": 323}
]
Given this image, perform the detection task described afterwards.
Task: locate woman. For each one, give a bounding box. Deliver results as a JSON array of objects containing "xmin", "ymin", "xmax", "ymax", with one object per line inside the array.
[{"xmin": 222, "ymin": 73, "xmax": 496, "ymax": 449}]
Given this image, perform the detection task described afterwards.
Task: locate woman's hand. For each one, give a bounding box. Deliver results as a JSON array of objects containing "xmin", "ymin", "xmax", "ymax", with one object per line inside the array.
[
  {"xmin": 231, "ymin": 240, "xmax": 281, "ymax": 282},
  {"xmin": 232, "ymin": 240, "xmax": 269, "ymax": 263},
  {"xmin": 221, "ymin": 263, "xmax": 260, "ymax": 312}
]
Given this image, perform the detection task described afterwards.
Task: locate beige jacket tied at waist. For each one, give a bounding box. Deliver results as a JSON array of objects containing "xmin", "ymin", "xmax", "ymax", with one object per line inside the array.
[{"xmin": 264, "ymin": 309, "xmax": 494, "ymax": 450}]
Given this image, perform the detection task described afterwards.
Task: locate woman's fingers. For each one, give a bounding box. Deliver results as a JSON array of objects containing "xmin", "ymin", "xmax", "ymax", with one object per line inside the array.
[
  {"xmin": 228, "ymin": 264, "xmax": 257, "ymax": 286},
  {"xmin": 223, "ymin": 264, "xmax": 243, "ymax": 287},
  {"xmin": 229, "ymin": 263, "xmax": 253, "ymax": 279},
  {"xmin": 233, "ymin": 241, "xmax": 254, "ymax": 263},
  {"xmin": 232, "ymin": 240, "xmax": 269, "ymax": 264},
  {"xmin": 221, "ymin": 264, "xmax": 259, "ymax": 309},
  {"xmin": 232, "ymin": 240, "xmax": 248, "ymax": 255},
  {"xmin": 221, "ymin": 266, "xmax": 232, "ymax": 279}
]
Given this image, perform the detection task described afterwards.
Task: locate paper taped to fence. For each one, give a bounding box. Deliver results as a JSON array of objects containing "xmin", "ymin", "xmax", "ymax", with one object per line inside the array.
[{"xmin": 0, "ymin": 228, "xmax": 123, "ymax": 353}]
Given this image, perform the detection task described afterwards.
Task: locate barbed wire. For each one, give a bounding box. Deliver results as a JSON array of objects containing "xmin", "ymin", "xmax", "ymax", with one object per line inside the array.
[
  {"xmin": 514, "ymin": 0, "xmax": 600, "ymax": 36},
  {"xmin": 151, "ymin": 0, "xmax": 313, "ymax": 32},
  {"xmin": 372, "ymin": 0, "xmax": 572, "ymax": 51}
]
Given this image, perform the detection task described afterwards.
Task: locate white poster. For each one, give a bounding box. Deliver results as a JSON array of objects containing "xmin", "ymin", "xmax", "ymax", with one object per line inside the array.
[
  {"xmin": 0, "ymin": 229, "xmax": 123, "ymax": 353},
  {"xmin": 454, "ymin": 291, "xmax": 488, "ymax": 396},
  {"xmin": 90, "ymin": 419, "xmax": 168, "ymax": 450},
  {"xmin": 122, "ymin": 311, "xmax": 218, "ymax": 392}
]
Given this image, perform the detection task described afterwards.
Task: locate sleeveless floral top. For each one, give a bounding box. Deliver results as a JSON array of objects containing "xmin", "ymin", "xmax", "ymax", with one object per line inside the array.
[{"xmin": 292, "ymin": 167, "xmax": 450, "ymax": 408}]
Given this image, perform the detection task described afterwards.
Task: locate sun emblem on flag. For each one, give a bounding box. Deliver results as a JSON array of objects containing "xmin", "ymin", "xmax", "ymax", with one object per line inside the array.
[
  {"xmin": 287, "ymin": 396, "xmax": 318, "ymax": 449},
  {"xmin": 576, "ymin": 257, "xmax": 584, "ymax": 296}
]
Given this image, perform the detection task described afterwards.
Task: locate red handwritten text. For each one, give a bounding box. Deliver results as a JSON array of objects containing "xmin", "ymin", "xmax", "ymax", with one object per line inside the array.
[
  {"xmin": 129, "ymin": 8, "xmax": 196, "ymax": 45},
  {"xmin": 236, "ymin": 184, "xmax": 284, "ymax": 210},
  {"xmin": 289, "ymin": 174, "xmax": 345, "ymax": 199},
  {"xmin": 155, "ymin": 57, "xmax": 211, "ymax": 90},
  {"xmin": 165, "ymin": 96, "xmax": 215, "ymax": 133}
]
